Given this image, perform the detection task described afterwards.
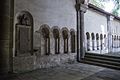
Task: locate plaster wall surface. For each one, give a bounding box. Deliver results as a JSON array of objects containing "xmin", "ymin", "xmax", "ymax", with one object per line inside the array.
[
  {"xmin": 14, "ymin": 0, "xmax": 77, "ymax": 31},
  {"xmin": 111, "ymin": 19, "xmax": 120, "ymax": 35},
  {"xmin": 84, "ymin": 9, "xmax": 107, "ymax": 34}
]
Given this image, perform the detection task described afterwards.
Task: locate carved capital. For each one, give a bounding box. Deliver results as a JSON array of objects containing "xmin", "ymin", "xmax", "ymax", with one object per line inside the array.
[
  {"xmin": 107, "ymin": 15, "xmax": 114, "ymax": 21},
  {"xmin": 76, "ymin": 4, "xmax": 88, "ymax": 13},
  {"xmin": 110, "ymin": 16, "xmax": 114, "ymax": 21},
  {"xmin": 77, "ymin": 0, "xmax": 89, "ymax": 5}
]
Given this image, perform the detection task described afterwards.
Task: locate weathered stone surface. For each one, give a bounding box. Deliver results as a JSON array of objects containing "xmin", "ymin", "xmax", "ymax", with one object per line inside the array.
[
  {"xmin": 13, "ymin": 53, "xmax": 76, "ymax": 73},
  {"xmin": 13, "ymin": 56, "xmax": 35, "ymax": 73},
  {"xmin": 14, "ymin": 0, "xmax": 76, "ymax": 31}
]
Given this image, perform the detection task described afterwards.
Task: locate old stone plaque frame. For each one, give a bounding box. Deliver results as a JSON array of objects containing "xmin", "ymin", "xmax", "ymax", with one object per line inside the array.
[{"xmin": 15, "ymin": 25, "xmax": 32, "ymax": 56}]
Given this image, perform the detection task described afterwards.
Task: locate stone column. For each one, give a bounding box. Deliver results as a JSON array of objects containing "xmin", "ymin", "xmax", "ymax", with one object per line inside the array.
[
  {"xmin": 76, "ymin": 2, "xmax": 88, "ymax": 61},
  {"xmin": 0, "ymin": 0, "xmax": 14, "ymax": 74},
  {"xmin": 107, "ymin": 16, "xmax": 114, "ymax": 53}
]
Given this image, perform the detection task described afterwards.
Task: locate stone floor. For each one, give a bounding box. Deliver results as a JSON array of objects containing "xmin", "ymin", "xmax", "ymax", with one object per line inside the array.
[{"xmin": 1, "ymin": 62, "xmax": 120, "ymax": 80}]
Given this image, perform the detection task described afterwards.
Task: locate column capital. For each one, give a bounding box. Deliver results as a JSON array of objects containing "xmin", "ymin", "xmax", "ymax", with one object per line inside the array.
[
  {"xmin": 110, "ymin": 16, "xmax": 114, "ymax": 21},
  {"xmin": 107, "ymin": 15, "xmax": 114, "ymax": 21},
  {"xmin": 76, "ymin": 4, "xmax": 88, "ymax": 13}
]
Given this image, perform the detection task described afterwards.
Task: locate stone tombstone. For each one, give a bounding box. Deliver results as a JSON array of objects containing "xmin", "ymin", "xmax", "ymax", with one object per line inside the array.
[
  {"xmin": 19, "ymin": 26, "xmax": 30, "ymax": 53},
  {"xmin": 15, "ymin": 11, "xmax": 33, "ymax": 56},
  {"xmin": 16, "ymin": 25, "xmax": 31, "ymax": 55}
]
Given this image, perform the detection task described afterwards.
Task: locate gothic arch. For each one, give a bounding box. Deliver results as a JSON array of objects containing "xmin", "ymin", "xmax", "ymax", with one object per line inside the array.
[
  {"xmin": 91, "ymin": 33, "xmax": 95, "ymax": 50},
  {"xmin": 15, "ymin": 11, "xmax": 33, "ymax": 56},
  {"xmin": 86, "ymin": 32, "xmax": 90, "ymax": 51},
  {"xmin": 39, "ymin": 24, "xmax": 50, "ymax": 55},
  {"xmin": 61, "ymin": 27, "xmax": 69, "ymax": 53},
  {"xmin": 70, "ymin": 29, "xmax": 76, "ymax": 53},
  {"xmin": 52, "ymin": 26, "xmax": 60, "ymax": 54}
]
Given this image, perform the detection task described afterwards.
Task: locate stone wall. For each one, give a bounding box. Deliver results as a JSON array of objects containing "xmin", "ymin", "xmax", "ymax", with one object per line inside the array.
[
  {"xmin": 13, "ymin": 53, "xmax": 76, "ymax": 73},
  {"xmin": 13, "ymin": 0, "xmax": 77, "ymax": 73},
  {"xmin": 34, "ymin": 24, "xmax": 77, "ymax": 55},
  {"xmin": 13, "ymin": 0, "xmax": 120, "ymax": 73},
  {"xmin": 14, "ymin": 0, "xmax": 76, "ymax": 31},
  {"xmin": 13, "ymin": 23, "xmax": 77, "ymax": 72}
]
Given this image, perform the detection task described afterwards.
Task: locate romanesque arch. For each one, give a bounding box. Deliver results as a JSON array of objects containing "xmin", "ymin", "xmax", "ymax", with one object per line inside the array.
[
  {"xmin": 112, "ymin": 35, "xmax": 114, "ymax": 48},
  {"xmin": 52, "ymin": 26, "xmax": 60, "ymax": 54},
  {"xmin": 104, "ymin": 34, "xmax": 106, "ymax": 49},
  {"xmin": 114, "ymin": 35, "xmax": 116, "ymax": 48},
  {"xmin": 119, "ymin": 36, "xmax": 120, "ymax": 47},
  {"xmin": 96, "ymin": 33, "xmax": 99, "ymax": 50},
  {"xmin": 40, "ymin": 24, "xmax": 50, "ymax": 55},
  {"xmin": 86, "ymin": 32, "xmax": 90, "ymax": 51},
  {"xmin": 70, "ymin": 29, "xmax": 76, "ymax": 53},
  {"xmin": 15, "ymin": 11, "xmax": 33, "ymax": 56},
  {"xmin": 61, "ymin": 27, "xmax": 69, "ymax": 53},
  {"xmin": 116, "ymin": 35, "xmax": 119, "ymax": 48},
  {"xmin": 100, "ymin": 34, "xmax": 103, "ymax": 50},
  {"xmin": 91, "ymin": 33, "xmax": 95, "ymax": 50}
]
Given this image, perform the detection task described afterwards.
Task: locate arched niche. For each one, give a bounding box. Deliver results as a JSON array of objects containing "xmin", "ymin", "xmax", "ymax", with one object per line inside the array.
[
  {"xmin": 70, "ymin": 29, "xmax": 76, "ymax": 53},
  {"xmin": 112, "ymin": 35, "xmax": 114, "ymax": 48},
  {"xmin": 104, "ymin": 34, "xmax": 106, "ymax": 38},
  {"xmin": 116, "ymin": 35, "xmax": 119, "ymax": 48},
  {"xmin": 100, "ymin": 34, "xmax": 103, "ymax": 50},
  {"xmin": 52, "ymin": 26, "xmax": 60, "ymax": 54},
  {"xmin": 91, "ymin": 33, "xmax": 95, "ymax": 50},
  {"xmin": 39, "ymin": 24, "xmax": 50, "ymax": 55},
  {"xmin": 61, "ymin": 27, "xmax": 69, "ymax": 53},
  {"xmin": 114, "ymin": 35, "xmax": 116, "ymax": 48},
  {"xmin": 86, "ymin": 32, "xmax": 90, "ymax": 51},
  {"xmin": 104, "ymin": 34, "xmax": 106, "ymax": 49},
  {"xmin": 96, "ymin": 33, "xmax": 99, "ymax": 50},
  {"xmin": 119, "ymin": 36, "xmax": 120, "ymax": 47},
  {"xmin": 15, "ymin": 11, "xmax": 33, "ymax": 56}
]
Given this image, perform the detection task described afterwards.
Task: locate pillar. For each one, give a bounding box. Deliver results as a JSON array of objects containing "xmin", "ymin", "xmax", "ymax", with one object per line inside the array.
[
  {"xmin": 76, "ymin": 1, "xmax": 88, "ymax": 61},
  {"xmin": 0, "ymin": 0, "xmax": 14, "ymax": 74},
  {"xmin": 107, "ymin": 16, "xmax": 114, "ymax": 53}
]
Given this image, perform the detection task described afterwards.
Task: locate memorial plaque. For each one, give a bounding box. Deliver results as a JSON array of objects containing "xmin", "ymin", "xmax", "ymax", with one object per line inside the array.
[{"xmin": 16, "ymin": 25, "xmax": 31, "ymax": 54}]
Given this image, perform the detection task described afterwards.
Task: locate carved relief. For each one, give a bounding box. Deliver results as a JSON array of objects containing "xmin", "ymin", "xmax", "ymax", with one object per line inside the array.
[{"xmin": 17, "ymin": 13, "xmax": 31, "ymax": 26}]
